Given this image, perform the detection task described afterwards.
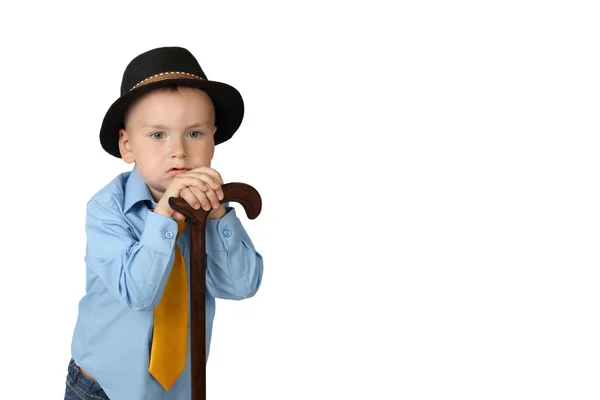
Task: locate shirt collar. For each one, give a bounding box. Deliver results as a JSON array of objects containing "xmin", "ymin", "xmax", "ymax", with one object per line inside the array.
[{"xmin": 123, "ymin": 165, "xmax": 157, "ymax": 213}]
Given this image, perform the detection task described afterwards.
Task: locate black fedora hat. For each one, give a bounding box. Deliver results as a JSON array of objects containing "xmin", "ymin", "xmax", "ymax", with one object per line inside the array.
[{"xmin": 99, "ymin": 46, "xmax": 244, "ymax": 158}]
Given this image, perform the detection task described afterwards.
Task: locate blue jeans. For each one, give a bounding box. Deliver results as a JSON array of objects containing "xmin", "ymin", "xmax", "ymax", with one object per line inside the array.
[{"xmin": 64, "ymin": 359, "xmax": 110, "ymax": 400}]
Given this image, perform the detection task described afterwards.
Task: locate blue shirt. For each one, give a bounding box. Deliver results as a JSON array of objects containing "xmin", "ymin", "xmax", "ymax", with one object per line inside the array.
[{"xmin": 69, "ymin": 165, "xmax": 263, "ymax": 400}]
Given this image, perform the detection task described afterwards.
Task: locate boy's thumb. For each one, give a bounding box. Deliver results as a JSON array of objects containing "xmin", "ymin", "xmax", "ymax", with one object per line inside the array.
[{"xmin": 173, "ymin": 212, "xmax": 186, "ymax": 222}]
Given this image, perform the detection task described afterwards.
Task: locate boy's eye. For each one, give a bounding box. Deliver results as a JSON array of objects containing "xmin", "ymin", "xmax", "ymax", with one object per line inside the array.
[
  {"xmin": 188, "ymin": 130, "xmax": 203, "ymax": 138},
  {"xmin": 151, "ymin": 132, "xmax": 165, "ymax": 140}
]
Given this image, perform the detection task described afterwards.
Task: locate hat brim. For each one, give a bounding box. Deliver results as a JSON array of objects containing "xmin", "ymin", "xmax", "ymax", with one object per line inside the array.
[{"xmin": 99, "ymin": 78, "xmax": 244, "ymax": 158}]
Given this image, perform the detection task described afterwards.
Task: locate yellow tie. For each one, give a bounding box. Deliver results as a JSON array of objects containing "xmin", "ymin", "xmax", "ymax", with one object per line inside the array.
[{"xmin": 149, "ymin": 221, "xmax": 188, "ymax": 391}]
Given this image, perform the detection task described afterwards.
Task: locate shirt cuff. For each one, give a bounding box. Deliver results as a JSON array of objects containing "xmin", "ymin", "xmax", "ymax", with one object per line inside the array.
[
  {"xmin": 140, "ymin": 209, "xmax": 179, "ymax": 254},
  {"xmin": 205, "ymin": 205, "xmax": 243, "ymax": 252}
]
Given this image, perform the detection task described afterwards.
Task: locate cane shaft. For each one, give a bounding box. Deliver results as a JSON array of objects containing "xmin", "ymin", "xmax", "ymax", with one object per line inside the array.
[{"xmin": 190, "ymin": 219, "xmax": 206, "ymax": 399}]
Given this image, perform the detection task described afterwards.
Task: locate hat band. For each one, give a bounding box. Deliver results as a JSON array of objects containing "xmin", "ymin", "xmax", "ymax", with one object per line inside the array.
[{"xmin": 130, "ymin": 71, "xmax": 204, "ymax": 91}]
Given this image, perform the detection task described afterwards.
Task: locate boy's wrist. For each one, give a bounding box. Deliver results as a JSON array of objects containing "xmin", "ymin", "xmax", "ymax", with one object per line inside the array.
[
  {"xmin": 152, "ymin": 205, "xmax": 172, "ymax": 219},
  {"xmin": 207, "ymin": 204, "xmax": 226, "ymax": 219}
]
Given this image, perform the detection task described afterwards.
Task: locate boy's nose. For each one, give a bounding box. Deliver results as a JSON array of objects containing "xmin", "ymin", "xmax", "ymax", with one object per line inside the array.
[{"xmin": 169, "ymin": 139, "xmax": 187, "ymax": 158}]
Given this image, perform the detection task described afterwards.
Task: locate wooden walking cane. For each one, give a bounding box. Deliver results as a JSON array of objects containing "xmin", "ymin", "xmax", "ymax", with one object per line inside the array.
[{"xmin": 168, "ymin": 182, "xmax": 262, "ymax": 400}]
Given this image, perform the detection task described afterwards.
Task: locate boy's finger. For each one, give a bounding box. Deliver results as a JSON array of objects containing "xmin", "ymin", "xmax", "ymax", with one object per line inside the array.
[
  {"xmin": 188, "ymin": 186, "xmax": 211, "ymax": 211},
  {"xmin": 190, "ymin": 168, "xmax": 224, "ymax": 187},
  {"xmin": 198, "ymin": 182, "xmax": 224, "ymax": 201},
  {"xmin": 183, "ymin": 170, "xmax": 217, "ymax": 190},
  {"xmin": 173, "ymin": 212, "xmax": 186, "ymax": 222},
  {"xmin": 196, "ymin": 182, "xmax": 223, "ymax": 202},
  {"xmin": 202, "ymin": 186, "xmax": 221, "ymax": 209},
  {"xmin": 181, "ymin": 187, "xmax": 201, "ymax": 210},
  {"xmin": 173, "ymin": 176, "xmax": 208, "ymax": 191},
  {"xmin": 196, "ymin": 175, "xmax": 221, "ymax": 191}
]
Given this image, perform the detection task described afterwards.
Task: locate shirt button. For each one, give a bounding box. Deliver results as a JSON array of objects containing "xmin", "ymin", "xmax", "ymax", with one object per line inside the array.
[
  {"xmin": 223, "ymin": 228, "xmax": 232, "ymax": 238},
  {"xmin": 165, "ymin": 231, "xmax": 174, "ymax": 239}
]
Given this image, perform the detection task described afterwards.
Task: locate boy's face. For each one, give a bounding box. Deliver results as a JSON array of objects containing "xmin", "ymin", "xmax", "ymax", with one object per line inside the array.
[{"xmin": 118, "ymin": 86, "xmax": 217, "ymax": 202}]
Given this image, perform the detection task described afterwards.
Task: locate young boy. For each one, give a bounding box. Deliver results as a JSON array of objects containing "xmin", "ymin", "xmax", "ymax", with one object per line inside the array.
[{"xmin": 64, "ymin": 46, "xmax": 264, "ymax": 400}]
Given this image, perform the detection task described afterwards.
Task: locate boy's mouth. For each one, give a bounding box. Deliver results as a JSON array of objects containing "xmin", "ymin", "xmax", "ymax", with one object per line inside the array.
[{"xmin": 167, "ymin": 167, "xmax": 190, "ymax": 175}]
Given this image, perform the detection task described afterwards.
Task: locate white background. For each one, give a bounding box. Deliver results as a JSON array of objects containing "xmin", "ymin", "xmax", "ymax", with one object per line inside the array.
[{"xmin": 0, "ymin": 0, "xmax": 599, "ymax": 399}]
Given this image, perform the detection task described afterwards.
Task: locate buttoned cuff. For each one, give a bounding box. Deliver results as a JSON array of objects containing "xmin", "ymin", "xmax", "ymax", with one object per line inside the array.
[
  {"xmin": 140, "ymin": 209, "xmax": 179, "ymax": 254},
  {"xmin": 205, "ymin": 205, "xmax": 244, "ymax": 252}
]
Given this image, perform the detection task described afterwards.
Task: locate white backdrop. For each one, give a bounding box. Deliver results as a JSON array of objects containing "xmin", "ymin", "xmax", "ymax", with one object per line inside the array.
[{"xmin": 1, "ymin": 1, "xmax": 599, "ymax": 399}]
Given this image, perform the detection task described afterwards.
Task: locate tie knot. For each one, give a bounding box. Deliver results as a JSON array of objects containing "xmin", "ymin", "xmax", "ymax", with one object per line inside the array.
[{"xmin": 177, "ymin": 221, "xmax": 186, "ymax": 238}]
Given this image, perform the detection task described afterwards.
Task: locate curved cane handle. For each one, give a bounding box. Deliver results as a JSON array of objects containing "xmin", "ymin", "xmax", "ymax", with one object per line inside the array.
[{"xmin": 168, "ymin": 182, "xmax": 262, "ymax": 222}]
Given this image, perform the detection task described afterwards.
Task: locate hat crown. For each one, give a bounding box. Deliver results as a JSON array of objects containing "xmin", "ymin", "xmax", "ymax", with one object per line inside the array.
[{"xmin": 120, "ymin": 47, "xmax": 208, "ymax": 95}]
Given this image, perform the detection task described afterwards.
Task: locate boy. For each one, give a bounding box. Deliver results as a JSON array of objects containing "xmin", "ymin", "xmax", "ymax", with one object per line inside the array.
[{"xmin": 64, "ymin": 46, "xmax": 264, "ymax": 400}]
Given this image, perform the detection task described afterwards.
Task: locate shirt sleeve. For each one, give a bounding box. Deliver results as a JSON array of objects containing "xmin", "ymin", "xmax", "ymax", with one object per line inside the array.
[
  {"xmin": 84, "ymin": 199, "xmax": 179, "ymax": 311},
  {"xmin": 204, "ymin": 204, "xmax": 264, "ymax": 300}
]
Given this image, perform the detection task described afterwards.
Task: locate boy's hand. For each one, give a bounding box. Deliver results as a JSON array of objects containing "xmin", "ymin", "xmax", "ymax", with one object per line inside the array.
[{"xmin": 154, "ymin": 167, "xmax": 225, "ymax": 222}]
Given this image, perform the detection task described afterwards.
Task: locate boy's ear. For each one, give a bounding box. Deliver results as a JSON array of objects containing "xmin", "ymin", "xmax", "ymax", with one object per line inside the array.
[{"xmin": 119, "ymin": 128, "xmax": 134, "ymax": 163}]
